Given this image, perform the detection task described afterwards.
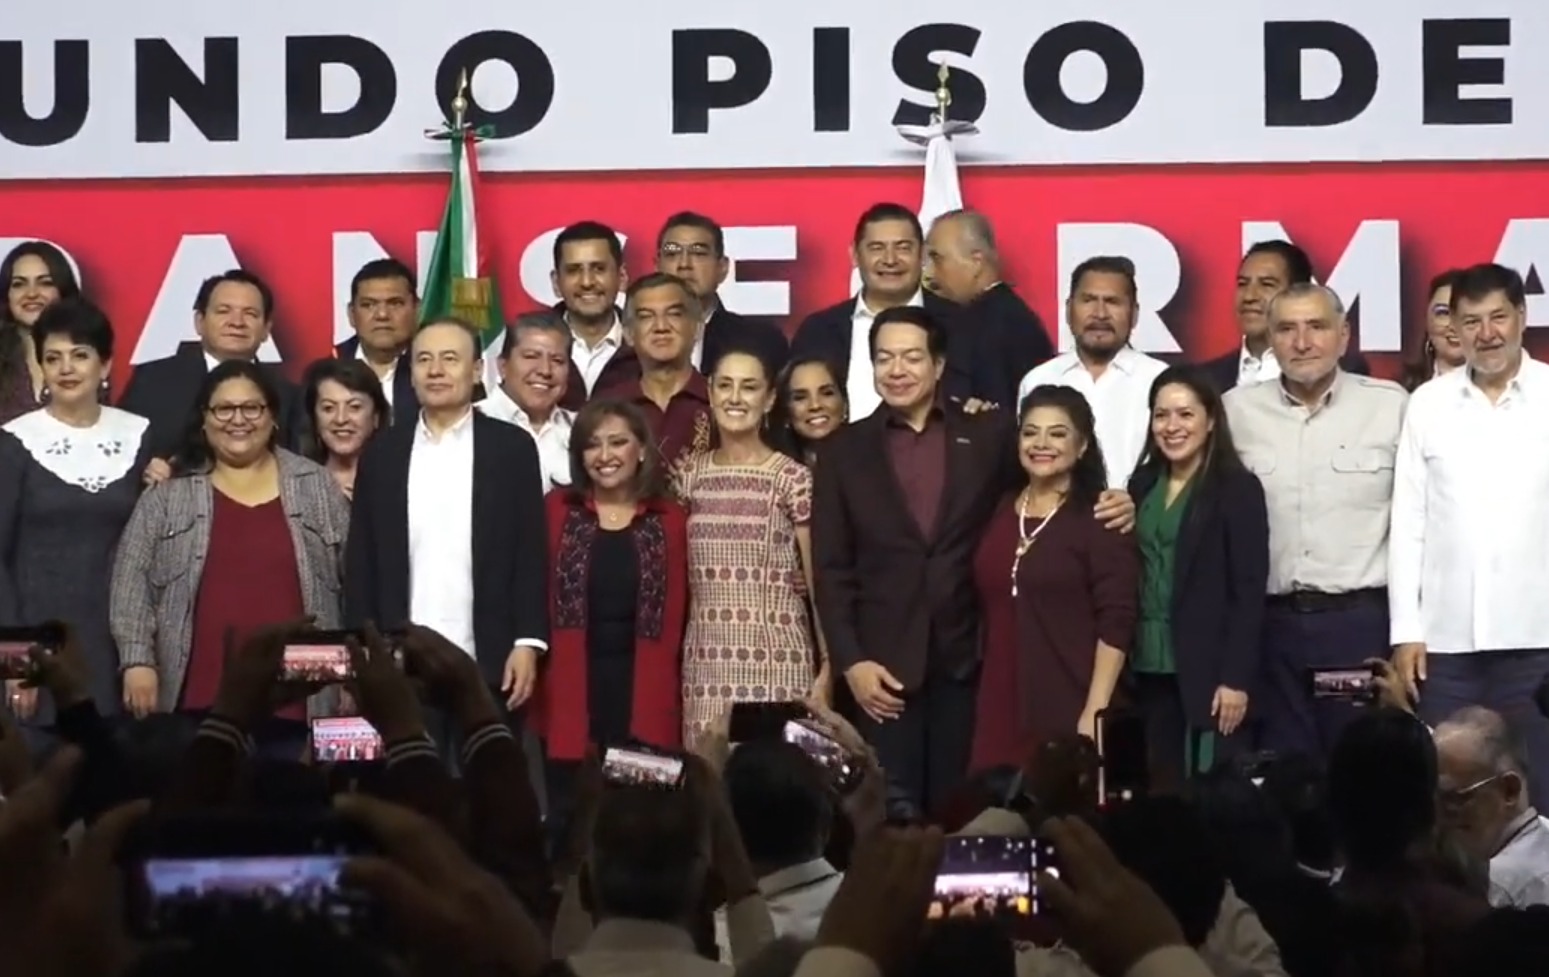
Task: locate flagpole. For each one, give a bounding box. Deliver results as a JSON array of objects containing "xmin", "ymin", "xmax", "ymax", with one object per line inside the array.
[{"xmin": 424, "ymin": 69, "xmax": 495, "ymax": 331}]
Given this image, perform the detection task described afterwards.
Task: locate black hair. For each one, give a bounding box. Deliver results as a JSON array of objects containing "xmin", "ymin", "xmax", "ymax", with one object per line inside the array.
[
  {"xmin": 500, "ymin": 310, "xmax": 570, "ymax": 358},
  {"xmin": 173, "ymin": 360, "xmax": 284, "ymax": 474},
  {"xmin": 1068, "ymin": 255, "xmax": 1137, "ymax": 303},
  {"xmin": 1016, "ymin": 385, "xmax": 1108, "ymax": 511},
  {"xmin": 1328, "ymin": 709, "xmax": 1439, "ymax": 872},
  {"xmin": 553, "ymin": 221, "xmax": 624, "ymax": 268},
  {"xmin": 657, "ymin": 211, "xmax": 725, "ymax": 256},
  {"xmin": 587, "ymin": 788, "xmax": 708, "ymax": 923},
  {"xmin": 1450, "ymin": 262, "xmax": 1527, "ymax": 312},
  {"xmin": 194, "ymin": 269, "xmax": 274, "ymax": 320},
  {"xmin": 1099, "ymin": 795, "xmax": 1227, "ymax": 947},
  {"xmin": 771, "ymin": 353, "xmax": 847, "ymax": 462},
  {"xmin": 300, "ymin": 358, "xmax": 390, "ymax": 463},
  {"xmin": 30, "ymin": 297, "xmax": 115, "ymax": 364},
  {"xmin": 349, "ymin": 257, "xmax": 417, "ymax": 300},
  {"xmin": 1131, "ymin": 364, "xmax": 1246, "ymax": 488},
  {"xmin": 852, "ymin": 202, "xmax": 923, "ymax": 247},
  {"xmin": 0, "ymin": 240, "xmax": 83, "ymax": 404},
  {"xmin": 868, "ymin": 305, "xmax": 947, "ymax": 361},
  {"xmin": 1242, "ymin": 240, "xmax": 1315, "ymax": 285},
  {"xmin": 723, "ymin": 739, "xmax": 834, "ymax": 868}
]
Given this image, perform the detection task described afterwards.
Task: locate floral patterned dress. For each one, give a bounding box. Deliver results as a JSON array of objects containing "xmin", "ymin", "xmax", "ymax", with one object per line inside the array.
[{"xmin": 674, "ymin": 451, "xmax": 817, "ymax": 740}]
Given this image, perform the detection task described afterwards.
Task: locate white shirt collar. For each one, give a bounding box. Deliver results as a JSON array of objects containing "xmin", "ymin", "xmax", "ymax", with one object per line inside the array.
[
  {"xmin": 1057, "ymin": 345, "xmax": 1145, "ymax": 377},
  {"xmin": 567, "ymin": 313, "xmax": 624, "ymax": 353},
  {"xmin": 477, "ymin": 385, "xmax": 572, "ymax": 434},
  {"xmin": 415, "ymin": 407, "xmax": 475, "ymax": 444},
  {"xmin": 852, "ymin": 289, "xmax": 924, "ymax": 320},
  {"xmin": 1460, "ymin": 352, "xmax": 1536, "ymax": 402}
]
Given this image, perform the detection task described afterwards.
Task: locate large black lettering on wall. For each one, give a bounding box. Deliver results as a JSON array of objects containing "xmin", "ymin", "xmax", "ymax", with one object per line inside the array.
[
  {"xmin": 286, "ymin": 36, "xmax": 396, "ymax": 140},
  {"xmin": 134, "ymin": 38, "xmax": 239, "ymax": 143},
  {"xmin": 1422, "ymin": 18, "xmax": 1512, "ymax": 125},
  {"xmin": 890, "ymin": 24, "xmax": 985, "ymax": 127},
  {"xmin": 812, "ymin": 27, "xmax": 850, "ymax": 132},
  {"xmin": 436, "ymin": 31, "xmax": 553, "ymax": 137},
  {"xmin": 1023, "ymin": 22, "xmax": 1143, "ymax": 131},
  {"xmin": 0, "ymin": 40, "xmax": 89, "ymax": 147},
  {"xmin": 672, "ymin": 29, "xmax": 772, "ymax": 134},
  {"xmin": 1263, "ymin": 21, "xmax": 1377, "ymax": 127}
]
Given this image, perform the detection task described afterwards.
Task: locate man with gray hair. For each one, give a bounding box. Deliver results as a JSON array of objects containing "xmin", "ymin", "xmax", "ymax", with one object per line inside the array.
[
  {"xmin": 1433, "ymin": 706, "xmax": 1549, "ymax": 907},
  {"xmin": 924, "ymin": 209, "xmax": 1054, "ymax": 409},
  {"xmin": 1225, "ymin": 282, "xmax": 1408, "ymax": 758},
  {"xmin": 476, "ymin": 311, "xmax": 575, "ymax": 494}
]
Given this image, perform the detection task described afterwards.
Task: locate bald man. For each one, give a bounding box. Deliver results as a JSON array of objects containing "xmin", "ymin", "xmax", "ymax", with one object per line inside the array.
[
  {"xmin": 925, "ymin": 210, "xmax": 1054, "ymax": 409},
  {"xmin": 1434, "ymin": 707, "xmax": 1549, "ymax": 907}
]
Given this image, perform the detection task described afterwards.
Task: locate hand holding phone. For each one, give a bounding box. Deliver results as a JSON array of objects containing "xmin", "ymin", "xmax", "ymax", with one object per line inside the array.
[
  {"xmin": 280, "ymin": 631, "xmax": 358, "ymax": 686},
  {"xmin": 928, "ymin": 836, "xmax": 1056, "ymax": 919},
  {"xmin": 601, "ymin": 745, "xmax": 686, "ymax": 789},
  {"xmin": 0, "ymin": 625, "xmax": 62, "ymax": 681},
  {"xmin": 1095, "ymin": 709, "xmax": 1148, "ymax": 806},
  {"xmin": 1307, "ymin": 665, "xmax": 1379, "ymax": 703},
  {"xmin": 782, "ymin": 718, "xmax": 864, "ymax": 794},
  {"xmin": 311, "ymin": 717, "xmax": 385, "ymax": 763}
]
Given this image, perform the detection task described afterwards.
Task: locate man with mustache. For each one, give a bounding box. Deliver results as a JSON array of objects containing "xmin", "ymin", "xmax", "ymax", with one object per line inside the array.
[
  {"xmin": 1390, "ymin": 263, "xmax": 1549, "ymax": 810},
  {"xmin": 120, "ymin": 269, "xmax": 304, "ymax": 480},
  {"xmin": 1198, "ymin": 240, "xmax": 1370, "ymax": 393},
  {"xmin": 551, "ymin": 221, "xmax": 637, "ymax": 410},
  {"xmin": 1015, "ymin": 256, "xmax": 1168, "ymax": 488},
  {"xmin": 334, "ymin": 257, "xmax": 419, "ymax": 415},
  {"xmin": 476, "ymin": 311, "xmax": 574, "ymax": 494},
  {"xmin": 1226, "ymin": 282, "xmax": 1406, "ymax": 760}
]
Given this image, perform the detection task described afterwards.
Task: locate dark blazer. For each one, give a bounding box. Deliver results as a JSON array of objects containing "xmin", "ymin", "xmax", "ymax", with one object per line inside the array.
[
  {"xmin": 343, "ymin": 412, "xmax": 549, "ymax": 686},
  {"xmin": 812, "ymin": 405, "xmax": 1016, "ymax": 690},
  {"xmin": 701, "ymin": 305, "xmax": 790, "ymax": 376},
  {"xmin": 790, "ymin": 291, "xmax": 961, "ymax": 392},
  {"xmin": 1197, "ymin": 347, "xmax": 1372, "ymax": 394},
  {"xmin": 333, "ymin": 337, "xmax": 418, "ymax": 422},
  {"xmin": 1125, "ymin": 463, "xmax": 1270, "ymax": 726},
  {"xmin": 551, "ymin": 303, "xmax": 640, "ymax": 412},
  {"xmin": 944, "ymin": 283, "xmax": 1056, "ymax": 409},
  {"xmin": 118, "ymin": 341, "xmax": 304, "ymax": 460}
]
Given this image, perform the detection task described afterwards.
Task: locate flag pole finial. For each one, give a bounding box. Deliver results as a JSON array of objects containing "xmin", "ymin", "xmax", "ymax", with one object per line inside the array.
[
  {"xmin": 450, "ymin": 69, "xmax": 470, "ymax": 131},
  {"xmin": 933, "ymin": 61, "xmax": 951, "ymax": 125}
]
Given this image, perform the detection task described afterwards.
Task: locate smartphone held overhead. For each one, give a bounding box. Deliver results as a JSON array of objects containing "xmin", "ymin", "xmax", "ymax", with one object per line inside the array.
[
  {"xmin": 601, "ymin": 745, "xmax": 687, "ymax": 789},
  {"xmin": 0, "ymin": 624, "xmax": 62, "ymax": 680},
  {"xmin": 929, "ymin": 835, "xmax": 1058, "ymax": 920}
]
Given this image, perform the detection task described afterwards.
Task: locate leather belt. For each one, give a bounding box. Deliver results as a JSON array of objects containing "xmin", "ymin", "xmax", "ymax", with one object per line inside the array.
[{"xmin": 1266, "ymin": 587, "xmax": 1386, "ymax": 614}]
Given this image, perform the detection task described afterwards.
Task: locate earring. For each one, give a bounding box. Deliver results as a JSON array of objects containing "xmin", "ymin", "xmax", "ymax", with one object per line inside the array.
[
  {"xmin": 98, "ymin": 378, "xmax": 111, "ymax": 403},
  {"xmin": 1424, "ymin": 339, "xmax": 1436, "ymax": 356}
]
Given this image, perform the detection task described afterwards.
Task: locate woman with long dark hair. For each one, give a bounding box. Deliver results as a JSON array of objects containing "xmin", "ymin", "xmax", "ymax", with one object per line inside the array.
[
  {"xmin": 1399, "ymin": 269, "xmax": 1467, "ymax": 392},
  {"xmin": 1127, "ymin": 365, "xmax": 1269, "ymax": 787},
  {"xmin": 0, "ymin": 300, "xmax": 151, "ymax": 735},
  {"xmin": 772, "ymin": 354, "xmax": 848, "ymax": 464},
  {"xmin": 300, "ymin": 357, "xmax": 389, "ymax": 500},
  {"xmin": 0, "ymin": 241, "xmax": 82, "ymax": 425},
  {"xmin": 969, "ymin": 385, "xmax": 1138, "ymax": 766},
  {"xmin": 110, "ymin": 361, "xmax": 349, "ymax": 753}
]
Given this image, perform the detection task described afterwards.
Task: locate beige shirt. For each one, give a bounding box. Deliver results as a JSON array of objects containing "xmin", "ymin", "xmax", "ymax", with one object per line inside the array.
[{"xmin": 1225, "ymin": 372, "xmax": 1408, "ymax": 595}]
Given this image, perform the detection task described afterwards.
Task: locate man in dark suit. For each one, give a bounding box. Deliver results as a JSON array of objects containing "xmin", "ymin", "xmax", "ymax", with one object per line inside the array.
[
  {"xmin": 790, "ymin": 202, "xmax": 958, "ymax": 422},
  {"xmin": 332, "ymin": 257, "xmax": 419, "ymax": 419},
  {"xmin": 655, "ymin": 211, "xmax": 789, "ymax": 376},
  {"xmin": 344, "ymin": 315, "xmax": 549, "ymax": 758},
  {"xmin": 119, "ymin": 269, "xmax": 303, "ymax": 476},
  {"xmin": 811, "ymin": 305, "xmax": 1016, "ymax": 820},
  {"xmin": 551, "ymin": 221, "xmax": 639, "ymax": 410},
  {"xmin": 924, "ymin": 209, "xmax": 1055, "ymax": 409},
  {"xmin": 1197, "ymin": 240, "xmax": 1370, "ymax": 392}
]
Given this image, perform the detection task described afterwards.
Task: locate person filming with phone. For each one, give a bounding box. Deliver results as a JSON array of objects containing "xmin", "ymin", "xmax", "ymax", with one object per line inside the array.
[{"xmin": 109, "ymin": 361, "xmax": 351, "ymax": 754}]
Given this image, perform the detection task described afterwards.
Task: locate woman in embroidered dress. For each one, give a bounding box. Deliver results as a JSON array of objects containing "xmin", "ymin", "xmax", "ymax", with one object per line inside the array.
[
  {"xmin": 0, "ymin": 299, "xmax": 151, "ymax": 734},
  {"xmin": 675, "ymin": 344, "xmax": 826, "ymax": 742}
]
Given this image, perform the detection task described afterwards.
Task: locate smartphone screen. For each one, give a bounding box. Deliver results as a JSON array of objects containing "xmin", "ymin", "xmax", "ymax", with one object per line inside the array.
[
  {"xmin": 123, "ymin": 814, "xmax": 379, "ymax": 940},
  {"xmin": 601, "ymin": 746, "xmax": 685, "ymax": 789},
  {"xmin": 280, "ymin": 633, "xmax": 355, "ymax": 685},
  {"xmin": 1308, "ymin": 666, "xmax": 1376, "ymax": 701},
  {"xmin": 0, "ymin": 626, "xmax": 60, "ymax": 681},
  {"xmin": 1096, "ymin": 709, "xmax": 1148, "ymax": 805},
  {"xmin": 929, "ymin": 836, "xmax": 1051, "ymax": 919},
  {"xmin": 782, "ymin": 719, "xmax": 863, "ymax": 793},
  {"xmin": 729, "ymin": 701, "xmax": 805, "ymax": 742},
  {"xmin": 310, "ymin": 717, "xmax": 384, "ymax": 763}
]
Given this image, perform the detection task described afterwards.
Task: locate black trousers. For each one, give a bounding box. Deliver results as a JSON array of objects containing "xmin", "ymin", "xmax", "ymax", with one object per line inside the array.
[
  {"xmin": 852, "ymin": 669, "xmax": 975, "ymax": 822},
  {"xmin": 1130, "ymin": 673, "xmax": 1245, "ymax": 792}
]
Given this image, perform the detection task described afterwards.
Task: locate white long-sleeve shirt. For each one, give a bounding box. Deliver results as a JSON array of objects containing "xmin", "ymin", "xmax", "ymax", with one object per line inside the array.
[{"xmin": 1389, "ymin": 355, "xmax": 1549, "ymax": 652}]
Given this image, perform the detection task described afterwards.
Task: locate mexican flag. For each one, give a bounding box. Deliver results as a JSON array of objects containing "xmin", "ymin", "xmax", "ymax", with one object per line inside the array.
[{"xmin": 420, "ymin": 127, "xmax": 506, "ymax": 365}]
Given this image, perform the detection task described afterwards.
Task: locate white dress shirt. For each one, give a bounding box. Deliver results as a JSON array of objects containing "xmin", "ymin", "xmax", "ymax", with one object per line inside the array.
[
  {"xmin": 1390, "ymin": 355, "xmax": 1549, "ymax": 653},
  {"xmin": 475, "ymin": 385, "xmax": 574, "ymax": 494},
  {"xmin": 569, "ymin": 314, "xmax": 624, "ymax": 395},
  {"xmin": 847, "ymin": 290, "xmax": 923, "ymax": 421},
  {"xmin": 1016, "ymin": 346, "xmax": 1168, "ymax": 488},
  {"xmin": 355, "ymin": 343, "xmax": 398, "ymax": 408},
  {"xmin": 1237, "ymin": 343, "xmax": 1282, "ymax": 387},
  {"xmin": 407, "ymin": 409, "xmax": 479, "ymax": 658}
]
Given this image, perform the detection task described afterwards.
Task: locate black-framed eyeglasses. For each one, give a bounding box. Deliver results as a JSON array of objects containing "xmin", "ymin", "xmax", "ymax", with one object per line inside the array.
[
  {"xmin": 207, "ymin": 402, "xmax": 269, "ymax": 423},
  {"xmin": 659, "ymin": 243, "xmax": 715, "ymax": 260}
]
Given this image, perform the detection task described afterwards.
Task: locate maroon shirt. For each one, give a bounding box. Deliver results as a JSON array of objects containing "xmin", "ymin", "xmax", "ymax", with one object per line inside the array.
[
  {"xmin": 608, "ymin": 371, "xmax": 713, "ymax": 471},
  {"xmin": 884, "ymin": 406, "xmax": 948, "ymax": 538},
  {"xmin": 181, "ymin": 492, "xmax": 306, "ymax": 718}
]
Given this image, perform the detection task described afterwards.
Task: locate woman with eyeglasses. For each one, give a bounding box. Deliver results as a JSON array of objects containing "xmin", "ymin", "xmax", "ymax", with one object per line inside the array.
[
  {"xmin": 0, "ymin": 300, "xmax": 151, "ymax": 739},
  {"xmin": 0, "ymin": 241, "xmax": 83, "ymax": 426},
  {"xmin": 110, "ymin": 361, "xmax": 350, "ymax": 753}
]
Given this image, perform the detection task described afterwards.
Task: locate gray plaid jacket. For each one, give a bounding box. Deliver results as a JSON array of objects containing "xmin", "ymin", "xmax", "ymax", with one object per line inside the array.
[{"xmin": 109, "ymin": 449, "xmax": 350, "ymax": 712}]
